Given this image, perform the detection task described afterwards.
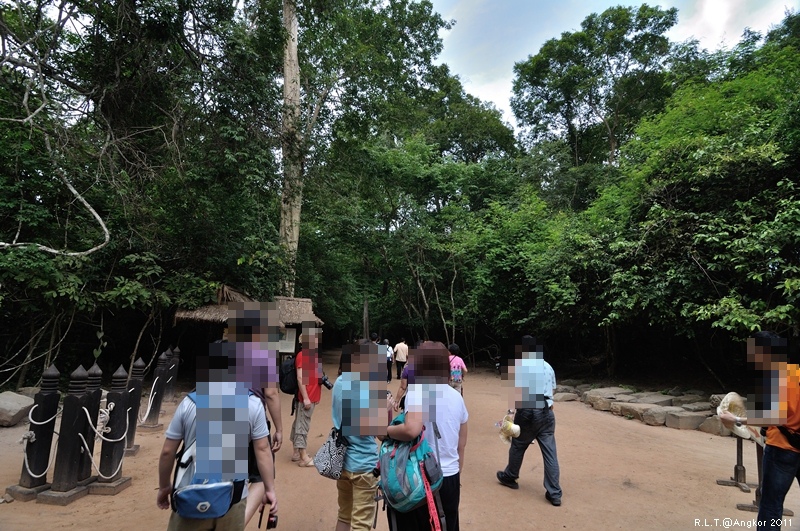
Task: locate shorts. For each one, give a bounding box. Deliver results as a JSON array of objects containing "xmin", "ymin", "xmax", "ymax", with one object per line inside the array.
[
  {"xmin": 290, "ymin": 402, "xmax": 316, "ymax": 449},
  {"xmin": 337, "ymin": 470, "xmax": 378, "ymax": 531},
  {"xmin": 167, "ymin": 498, "xmax": 246, "ymax": 531},
  {"xmin": 449, "ymin": 380, "xmax": 463, "ymax": 394}
]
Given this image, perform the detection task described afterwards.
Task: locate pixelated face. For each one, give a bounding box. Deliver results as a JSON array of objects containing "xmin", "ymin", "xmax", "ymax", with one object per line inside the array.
[
  {"xmin": 225, "ymin": 302, "xmax": 280, "ymax": 389},
  {"xmin": 746, "ymin": 337, "xmax": 784, "ymax": 370},
  {"xmin": 505, "ymin": 338, "xmax": 551, "ymax": 409},
  {"xmin": 341, "ymin": 343, "xmax": 387, "ymax": 437}
]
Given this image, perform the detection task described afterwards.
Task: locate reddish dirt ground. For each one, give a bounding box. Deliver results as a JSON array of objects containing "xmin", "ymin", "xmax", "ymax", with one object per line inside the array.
[{"xmin": 1, "ymin": 353, "xmax": 798, "ymax": 530}]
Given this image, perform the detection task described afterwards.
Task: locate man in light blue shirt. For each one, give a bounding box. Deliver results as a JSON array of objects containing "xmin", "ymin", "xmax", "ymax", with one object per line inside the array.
[{"xmin": 497, "ymin": 335, "xmax": 562, "ymax": 507}]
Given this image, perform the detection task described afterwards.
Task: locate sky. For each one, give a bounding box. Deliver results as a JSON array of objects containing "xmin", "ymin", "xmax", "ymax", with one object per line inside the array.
[{"xmin": 428, "ymin": 0, "xmax": 798, "ymax": 128}]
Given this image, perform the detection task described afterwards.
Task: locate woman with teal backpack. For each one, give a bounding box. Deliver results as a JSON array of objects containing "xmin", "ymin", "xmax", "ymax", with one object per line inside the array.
[{"xmin": 384, "ymin": 341, "xmax": 469, "ymax": 531}]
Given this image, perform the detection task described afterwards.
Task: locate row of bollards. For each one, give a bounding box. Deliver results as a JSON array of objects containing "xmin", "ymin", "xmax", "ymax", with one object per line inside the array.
[{"xmin": 5, "ymin": 348, "xmax": 179, "ymax": 505}]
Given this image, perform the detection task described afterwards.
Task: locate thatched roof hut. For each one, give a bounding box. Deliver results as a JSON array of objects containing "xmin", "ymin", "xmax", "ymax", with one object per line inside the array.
[
  {"xmin": 173, "ymin": 285, "xmax": 256, "ymax": 324},
  {"xmin": 274, "ymin": 296, "xmax": 324, "ymax": 326},
  {"xmin": 173, "ymin": 286, "xmax": 323, "ymax": 327}
]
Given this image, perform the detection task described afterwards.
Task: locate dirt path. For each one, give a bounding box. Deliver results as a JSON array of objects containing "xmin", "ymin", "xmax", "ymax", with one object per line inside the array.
[{"xmin": 1, "ymin": 359, "xmax": 798, "ymax": 530}]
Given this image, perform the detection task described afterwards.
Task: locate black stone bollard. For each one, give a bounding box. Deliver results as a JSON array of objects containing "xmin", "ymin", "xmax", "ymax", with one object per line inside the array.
[
  {"xmin": 141, "ymin": 352, "xmax": 168, "ymax": 428},
  {"xmin": 37, "ymin": 365, "xmax": 90, "ymax": 505},
  {"xmin": 89, "ymin": 366, "xmax": 132, "ymax": 495},
  {"xmin": 164, "ymin": 347, "xmax": 180, "ymax": 402},
  {"xmin": 77, "ymin": 363, "xmax": 103, "ymax": 485},
  {"xmin": 124, "ymin": 358, "xmax": 145, "ymax": 456},
  {"xmin": 6, "ymin": 365, "xmax": 61, "ymax": 501}
]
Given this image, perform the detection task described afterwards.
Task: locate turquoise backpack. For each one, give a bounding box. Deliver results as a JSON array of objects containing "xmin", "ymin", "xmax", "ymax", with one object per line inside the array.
[
  {"xmin": 171, "ymin": 392, "xmax": 248, "ymax": 519},
  {"xmin": 378, "ymin": 411, "xmax": 443, "ymax": 513}
]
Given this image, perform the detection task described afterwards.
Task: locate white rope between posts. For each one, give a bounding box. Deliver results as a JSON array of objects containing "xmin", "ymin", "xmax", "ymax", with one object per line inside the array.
[
  {"xmin": 77, "ymin": 432, "xmax": 125, "ymax": 481},
  {"xmin": 28, "ymin": 404, "xmax": 61, "ymax": 426},
  {"xmin": 82, "ymin": 404, "xmax": 130, "ymax": 443},
  {"xmin": 138, "ymin": 376, "xmax": 159, "ymax": 423},
  {"xmin": 19, "ymin": 431, "xmax": 58, "ymax": 479}
]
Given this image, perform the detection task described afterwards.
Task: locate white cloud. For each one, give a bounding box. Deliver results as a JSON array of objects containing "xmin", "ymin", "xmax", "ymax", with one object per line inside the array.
[{"xmin": 429, "ymin": 0, "xmax": 796, "ymax": 131}]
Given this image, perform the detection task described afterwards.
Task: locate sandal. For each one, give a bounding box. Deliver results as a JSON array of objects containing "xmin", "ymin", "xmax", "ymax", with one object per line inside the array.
[{"xmin": 298, "ymin": 457, "xmax": 315, "ymax": 467}]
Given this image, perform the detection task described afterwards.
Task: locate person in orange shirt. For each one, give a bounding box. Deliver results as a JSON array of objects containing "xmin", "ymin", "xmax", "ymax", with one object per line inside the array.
[{"xmin": 720, "ymin": 331, "xmax": 800, "ymax": 530}]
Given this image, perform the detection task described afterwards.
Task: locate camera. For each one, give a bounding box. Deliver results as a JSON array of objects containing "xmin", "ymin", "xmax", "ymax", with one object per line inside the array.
[{"xmin": 321, "ymin": 373, "xmax": 333, "ymax": 390}]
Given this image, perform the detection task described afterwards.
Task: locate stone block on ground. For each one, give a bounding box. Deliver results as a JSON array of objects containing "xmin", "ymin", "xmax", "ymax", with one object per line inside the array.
[
  {"xmin": 560, "ymin": 379, "xmax": 582, "ymax": 387},
  {"xmin": 581, "ymin": 386, "xmax": 634, "ymax": 402},
  {"xmin": 682, "ymin": 402, "xmax": 712, "ymax": 413},
  {"xmin": 0, "ymin": 391, "xmax": 34, "ymax": 427},
  {"xmin": 576, "ymin": 384, "xmax": 593, "ymax": 393},
  {"xmin": 685, "ymin": 389, "xmax": 705, "ymax": 397},
  {"xmin": 554, "ymin": 385, "xmax": 577, "ymax": 394},
  {"xmin": 553, "ymin": 392, "xmax": 579, "ymax": 402},
  {"xmin": 632, "ymin": 394, "xmax": 674, "ymax": 407},
  {"xmin": 665, "ymin": 411, "xmax": 709, "ymax": 430},
  {"xmin": 642, "ymin": 406, "xmax": 685, "ymax": 426},
  {"xmin": 698, "ymin": 415, "xmax": 732, "ymax": 437},
  {"xmin": 671, "ymin": 394, "xmax": 705, "ymax": 406},
  {"xmin": 618, "ymin": 403, "xmax": 660, "ymax": 421},
  {"xmin": 709, "ymin": 394, "xmax": 725, "ymax": 408}
]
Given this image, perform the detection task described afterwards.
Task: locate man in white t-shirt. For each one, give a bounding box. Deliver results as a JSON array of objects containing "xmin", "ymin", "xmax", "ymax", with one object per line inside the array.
[
  {"xmin": 387, "ymin": 341, "xmax": 469, "ymax": 531},
  {"xmin": 156, "ymin": 341, "xmax": 278, "ymax": 530}
]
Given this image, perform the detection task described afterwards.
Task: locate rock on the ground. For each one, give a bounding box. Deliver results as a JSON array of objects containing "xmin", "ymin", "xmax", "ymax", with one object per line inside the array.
[
  {"xmin": 642, "ymin": 406, "xmax": 685, "ymax": 426},
  {"xmin": 668, "ymin": 386, "xmax": 683, "ymax": 396},
  {"xmin": 671, "ymin": 394, "xmax": 705, "ymax": 406},
  {"xmin": 631, "ymin": 393, "xmax": 674, "ymax": 407},
  {"xmin": 0, "ymin": 391, "xmax": 35, "ymax": 427},
  {"xmin": 685, "ymin": 389, "xmax": 705, "ymax": 397},
  {"xmin": 709, "ymin": 394, "xmax": 725, "ymax": 408},
  {"xmin": 698, "ymin": 415, "xmax": 732, "ymax": 437},
  {"xmin": 560, "ymin": 379, "xmax": 582, "ymax": 387},
  {"xmin": 616, "ymin": 403, "xmax": 659, "ymax": 421},
  {"xmin": 553, "ymin": 392, "xmax": 579, "ymax": 402},
  {"xmin": 576, "ymin": 384, "xmax": 593, "ymax": 392},
  {"xmin": 554, "ymin": 385, "xmax": 577, "ymax": 394},
  {"xmin": 581, "ymin": 386, "xmax": 634, "ymax": 402},
  {"xmin": 682, "ymin": 402, "xmax": 712, "ymax": 413},
  {"xmin": 665, "ymin": 411, "xmax": 709, "ymax": 430}
]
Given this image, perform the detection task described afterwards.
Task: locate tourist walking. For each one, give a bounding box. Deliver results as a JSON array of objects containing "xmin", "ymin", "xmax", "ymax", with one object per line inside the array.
[
  {"xmin": 291, "ymin": 326, "xmax": 322, "ymax": 468},
  {"xmin": 333, "ymin": 340, "xmax": 382, "ymax": 531},
  {"xmin": 156, "ymin": 339, "xmax": 278, "ymax": 530},
  {"xmin": 496, "ymin": 335, "xmax": 562, "ymax": 507},
  {"xmin": 448, "ymin": 343, "xmax": 468, "ymax": 395},
  {"xmin": 385, "ymin": 341, "xmax": 468, "ymax": 531},
  {"xmin": 720, "ymin": 331, "xmax": 800, "ymax": 530},
  {"xmin": 393, "ymin": 338, "xmax": 408, "ymax": 380},
  {"xmin": 384, "ymin": 339, "xmax": 394, "ymax": 383}
]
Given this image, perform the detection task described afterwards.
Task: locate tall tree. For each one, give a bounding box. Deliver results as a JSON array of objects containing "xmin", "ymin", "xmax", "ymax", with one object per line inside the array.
[{"xmin": 512, "ymin": 4, "xmax": 677, "ymax": 165}]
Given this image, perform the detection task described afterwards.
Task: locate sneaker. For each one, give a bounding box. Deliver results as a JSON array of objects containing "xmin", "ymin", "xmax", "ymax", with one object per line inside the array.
[
  {"xmin": 545, "ymin": 492, "xmax": 561, "ymax": 506},
  {"xmin": 496, "ymin": 471, "xmax": 519, "ymax": 490}
]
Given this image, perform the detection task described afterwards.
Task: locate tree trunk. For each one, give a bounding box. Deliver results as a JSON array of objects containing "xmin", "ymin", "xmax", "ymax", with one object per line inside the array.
[{"xmin": 279, "ymin": 0, "xmax": 303, "ymax": 297}]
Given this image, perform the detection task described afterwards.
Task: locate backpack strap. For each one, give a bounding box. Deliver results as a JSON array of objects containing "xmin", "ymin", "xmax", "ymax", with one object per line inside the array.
[{"xmin": 431, "ymin": 421, "xmax": 441, "ymax": 463}]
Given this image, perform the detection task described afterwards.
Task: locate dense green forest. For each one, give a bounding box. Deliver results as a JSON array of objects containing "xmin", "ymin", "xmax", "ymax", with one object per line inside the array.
[{"xmin": 1, "ymin": 1, "xmax": 798, "ymax": 389}]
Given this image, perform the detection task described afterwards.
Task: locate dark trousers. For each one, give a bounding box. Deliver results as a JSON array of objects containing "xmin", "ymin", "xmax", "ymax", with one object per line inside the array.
[
  {"xmin": 439, "ymin": 473, "xmax": 460, "ymax": 531},
  {"xmin": 386, "ymin": 480, "xmax": 452, "ymax": 531},
  {"xmin": 758, "ymin": 444, "xmax": 800, "ymax": 529},
  {"xmin": 503, "ymin": 407, "xmax": 562, "ymax": 500},
  {"xmin": 387, "ymin": 360, "xmax": 393, "ymax": 382},
  {"xmin": 395, "ymin": 361, "xmax": 406, "ymax": 380}
]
